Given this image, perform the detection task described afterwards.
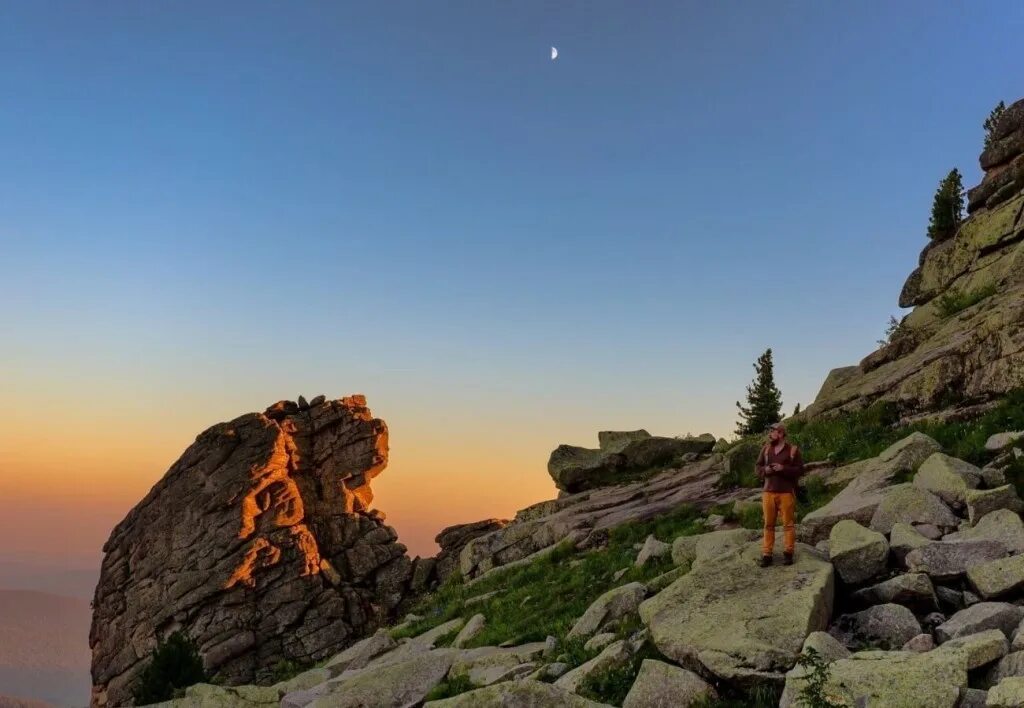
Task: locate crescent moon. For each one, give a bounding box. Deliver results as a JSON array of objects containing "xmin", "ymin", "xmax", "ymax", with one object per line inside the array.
[{"xmin": 551, "ymin": 47, "xmax": 558, "ymax": 61}]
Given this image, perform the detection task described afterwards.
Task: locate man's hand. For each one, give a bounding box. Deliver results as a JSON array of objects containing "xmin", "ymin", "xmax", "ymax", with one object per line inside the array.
[{"xmin": 768, "ymin": 463, "xmax": 783, "ymax": 473}]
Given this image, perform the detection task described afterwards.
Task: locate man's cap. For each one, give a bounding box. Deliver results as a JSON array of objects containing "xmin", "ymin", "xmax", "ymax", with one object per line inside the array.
[{"xmin": 770, "ymin": 423, "xmax": 786, "ymax": 433}]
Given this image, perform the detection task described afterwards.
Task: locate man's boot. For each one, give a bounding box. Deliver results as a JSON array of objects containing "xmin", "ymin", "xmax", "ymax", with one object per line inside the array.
[
  {"xmin": 783, "ymin": 552, "xmax": 794, "ymax": 566},
  {"xmin": 759, "ymin": 555, "xmax": 773, "ymax": 568}
]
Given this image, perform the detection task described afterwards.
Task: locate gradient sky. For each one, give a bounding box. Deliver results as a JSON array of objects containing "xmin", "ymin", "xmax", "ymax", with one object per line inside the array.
[{"xmin": 2, "ymin": 2, "xmax": 1023, "ymax": 570}]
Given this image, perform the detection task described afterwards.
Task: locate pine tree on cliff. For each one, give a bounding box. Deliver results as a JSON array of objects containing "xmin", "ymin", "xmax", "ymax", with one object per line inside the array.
[
  {"xmin": 927, "ymin": 168, "xmax": 964, "ymax": 241},
  {"xmin": 735, "ymin": 348, "xmax": 783, "ymax": 436},
  {"xmin": 985, "ymin": 100, "xmax": 1006, "ymax": 147}
]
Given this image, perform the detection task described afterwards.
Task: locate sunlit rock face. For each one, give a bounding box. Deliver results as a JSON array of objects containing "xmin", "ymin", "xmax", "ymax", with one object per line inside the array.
[
  {"xmin": 804, "ymin": 97, "xmax": 1024, "ymax": 422},
  {"xmin": 89, "ymin": 395, "xmax": 412, "ymax": 707}
]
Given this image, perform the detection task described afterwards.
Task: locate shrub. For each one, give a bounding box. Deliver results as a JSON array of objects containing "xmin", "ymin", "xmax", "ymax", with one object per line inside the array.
[
  {"xmin": 795, "ymin": 647, "xmax": 841, "ymax": 707},
  {"xmin": 132, "ymin": 631, "xmax": 208, "ymax": 705},
  {"xmin": 927, "ymin": 169, "xmax": 964, "ymax": 241},
  {"xmin": 935, "ymin": 283, "xmax": 998, "ymax": 317},
  {"xmin": 877, "ymin": 315, "xmax": 902, "ymax": 346}
]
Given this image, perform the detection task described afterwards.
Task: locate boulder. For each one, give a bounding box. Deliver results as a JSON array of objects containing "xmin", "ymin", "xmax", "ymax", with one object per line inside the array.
[
  {"xmin": 671, "ymin": 528, "xmax": 756, "ymax": 568},
  {"xmin": 945, "ymin": 509, "xmax": 1024, "ymax": 554},
  {"xmin": 890, "ymin": 523, "xmax": 931, "ymax": 563},
  {"xmin": 936, "ymin": 603, "xmax": 1024, "ymax": 642},
  {"xmin": 322, "ymin": 629, "xmax": 398, "ymax": 674},
  {"xmin": 988, "ymin": 677, "xmax": 1024, "ymax": 708},
  {"xmin": 635, "ymin": 535, "xmax": 671, "ymax": 567},
  {"xmin": 986, "ymin": 432, "xmax": 1024, "ymax": 452},
  {"xmin": 913, "ymin": 453, "xmax": 981, "ymax": 506},
  {"xmin": 957, "ymin": 687, "xmax": 988, "ymax": 708},
  {"xmin": 938, "ymin": 629, "xmax": 1008, "ymax": 670},
  {"xmin": 451, "ymin": 614, "xmax": 486, "ymax": 649},
  {"xmin": 988, "ymin": 650, "xmax": 1024, "ymax": 686},
  {"xmin": 828, "ymin": 520, "xmax": 889, "ymax": 584},
  {"xmin": 782, "ymin": 648, "xmax": 966, "ymax": 708},
  {"xmin": 621, "ymin": 659, "xmax": 717, "ymax": 708},
  {"xmin": 639, "ymin": 541, "xmax": 834, "ymax": 684},
  {"xmin": 902, "ymin": 634, "xmax": 935, "ymax": 652},
  {"xmin": 90, "ymin": 396, "xmax": 409, "ymax": 708},
  {"xmin": 583, "ymin": 633, "xmax": 617, "ymax": 652},
  {"xmin": 984, "ymin": 466, "xmax": 1010, "ymax": 488},
  {"xmin": 829, "ymin": 603, "xmax": 922, "ymax": 651},
  {"xmin": 777, "ymin": 632, "xmax": 851, "ymax": 707},
  {"xmin": 905, "ymin": 539, "xmax": 1007, "ymax": 581},
  {"xmin": 548, "ymin": 431, "xmax": 714, "ymax": 493},
  {"xmin": 433, "ymin": 519, "xmax": 509, "ymax": 583},
  {"xmin": 423, "ymin": 679, "xmax": 610, "ymax": 707},
  {"xmin": 308, "ymin": 649, "xmax": 456, "ymax": 708},
  {"xmin": 968, "ymin": 554, "xmax": 1024, "ymax": 600},
  {"xmin": 566, "ymin": 582, "xmax": 647, "ymax": 640},
  {"xmin": 555, "ymin": 639, "xmax": 635, "ymax": 693},
  {"xmin": 966, "ymin": 486, "xmax": 1023, "ymax": 525},
  {"xmin": 447, "ymin": 643, "xmax": 547, "ymax": 687},
  {"xmin": 870, "ymin": 485, "xmax": 958, "ymax": 534},
  {"xmin": 800, "ymin": 434, "xmax": 941, "ymax": 543},
  {"xmin": 848, "ymin": 573, "xmax": 939, "ymax": 613}
]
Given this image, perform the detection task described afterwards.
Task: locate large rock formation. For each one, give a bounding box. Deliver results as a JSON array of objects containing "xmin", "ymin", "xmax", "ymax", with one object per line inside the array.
[
  {"xmin": 90, "ymin": 395, "xmax": 415, "ymax": 707},
  {"xmin": 548, "ymin": 430, "xmax": 716, "ymax": 493},
  {"xmin": 804, "ymin": 97, "xmax": 1024, "ymax": 420}
]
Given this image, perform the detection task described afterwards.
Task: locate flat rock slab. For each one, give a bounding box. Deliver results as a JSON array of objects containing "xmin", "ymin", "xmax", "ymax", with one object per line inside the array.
[
  {"xmin": 939, "ymin": 629, "xmax": 1008, "ymax": 670},
  {"xmin": 904, "ymin": 539, "xmax": 1007, "ymax": 581},
  {"xmin": 936, "ymin": 602, "xmax": 1024, "ymax": 643},
  {"xmin": 423, "ymin": 679, "xmax": 611, "ymax": 707},
  {"xmin": 967, "ymin": 553, "xmax": 1024, "ymax": 599},
  {"xmin": 310, "ymin": 649, "xmax": 456, "ymax": 708},
  {"xmin": 870, "ymin": 485, "xmax": 958, "ymax": 534},
  {"xmin": 988, "ymin": 676, "xmax": 1024, "ymax": 708},
  {"xmin": 782, "ymin": 649, "xmax": 966, "ymax": 708},
  {"xmin": 914, "ymin": 453, "xmax": 981, "ymax": 506},
  {"xmin": 639, "ymin": 542, "xmax": 833, "ymax": 684},
  {"xmin": 945, "ymin": 509, "xmax": 1024, "ymax": 554}
]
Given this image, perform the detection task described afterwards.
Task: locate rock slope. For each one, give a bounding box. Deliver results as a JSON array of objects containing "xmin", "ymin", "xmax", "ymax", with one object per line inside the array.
[
  {"xmin": 805, "ymin": 98, "xmax": 1024, "ymax": 421},
  {"xmin": 90, "ymin": 395, "xmax": 420, "ymax": 707}
]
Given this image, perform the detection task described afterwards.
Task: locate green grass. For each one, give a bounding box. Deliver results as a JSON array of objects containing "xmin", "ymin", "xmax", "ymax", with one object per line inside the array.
[
  {"xmin": 423, "ymin": 672, "xmax": 477, "ymax": 701},
  {"xmin": 393, "ymin": 505, "xmax": 707, "ymax": 649},
  {"xmin": 935, "ymin": 283, "xmax": 998, "ymax": 317},
  {"xmin": 693, "ymin": 684, "xmax": 782, "ymax": 708},
  {"xmin": 784, "ymin": 390, "xmax": 1024, "ymax": 468}
]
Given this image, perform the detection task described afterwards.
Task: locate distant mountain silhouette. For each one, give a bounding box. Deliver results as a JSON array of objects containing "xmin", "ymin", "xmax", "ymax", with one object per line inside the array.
[
  {"xmin": 0, "ymin": 590, "xmax": 90, "ymax": 707},
  {"xmin": 0, "ymin": 557, "xmax": 98, "ymax": 601}
]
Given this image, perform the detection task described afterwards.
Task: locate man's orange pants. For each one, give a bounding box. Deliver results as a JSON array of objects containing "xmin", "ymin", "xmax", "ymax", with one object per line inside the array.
[{"xmin": 762, "ymin": 491, "xmax": 796, "ymax": 556}]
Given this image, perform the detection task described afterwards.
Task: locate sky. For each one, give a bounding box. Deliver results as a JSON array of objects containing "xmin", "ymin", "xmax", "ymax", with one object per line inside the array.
[{"xmin": 1, "ymin": 1, "xmax": 1023, "ymax": 574}]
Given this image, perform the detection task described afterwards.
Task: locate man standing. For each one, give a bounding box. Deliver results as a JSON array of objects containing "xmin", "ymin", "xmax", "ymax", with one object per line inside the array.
[{"xmin": 755, "ymin": 423, "xmax": 804, "ymax": 567}]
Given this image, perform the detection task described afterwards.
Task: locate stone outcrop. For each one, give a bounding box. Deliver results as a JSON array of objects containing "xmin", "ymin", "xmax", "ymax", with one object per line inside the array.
[
  {"xmin": 90, "ymin": 396, "xmax": 415, "ymax": 707},
  {"xmin": 803, "ymin": 99, "xmax": 1024, "ymax": 421},
  {"xmin": 431, "ymin": 519, "xmax": 509, "ymax": 584},
  {"xmin": 638, "ymin": 541, "xmax": 834, "ymax": 685},
  {"xmin": 547, "ymin": 430, "xmax": 715, "ymax": 493}
]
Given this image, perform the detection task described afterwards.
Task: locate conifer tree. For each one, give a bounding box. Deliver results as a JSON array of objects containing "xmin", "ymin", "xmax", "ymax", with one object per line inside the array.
[
  {"xmin": 927, "ymin": 168, "xmax": 964, "ymax": 241},
  {"xmin": 984, "ymin": 100, "xmax": 1006, "ymax": 147},
  {"xmin": 735, "ymin": 348, "xmax": 783, "ymax": 436},
  {"xmin": 132, "ymin": 631, "xmax": 207, "ymax": 705}
]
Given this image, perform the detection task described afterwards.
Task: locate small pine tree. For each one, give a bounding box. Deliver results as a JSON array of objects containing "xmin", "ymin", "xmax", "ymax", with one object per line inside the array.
[
  {"xmin": 132, "ymin": 631, "xmax": 207, "ymax": 705},
  {"xmin": 877, "ymin": 315, "xmax": 901, "ymax": 346},
  {"xmin": 927, "ymin": 168, "xmax": 964, "ymax": 241},
  {"xmin": 735, "ymin": 348, "xmax": 783, "ymax": 437},
  {"xmin": 984, "ymin": 100, "xmax": 1007, "ymax": 147},
  {"xmin": 793, "ymin": 402, "xmax": 801, "ymax": 416}
]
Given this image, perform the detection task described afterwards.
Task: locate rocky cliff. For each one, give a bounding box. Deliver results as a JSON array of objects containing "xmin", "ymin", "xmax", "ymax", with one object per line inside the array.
[
  {"xmin": 89, "ymin": 395, "xmax": 426, "ymax": 707},
  {"xmin": 805, "ymin": 97, "xmax": 1024, "ymax": 421}
]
